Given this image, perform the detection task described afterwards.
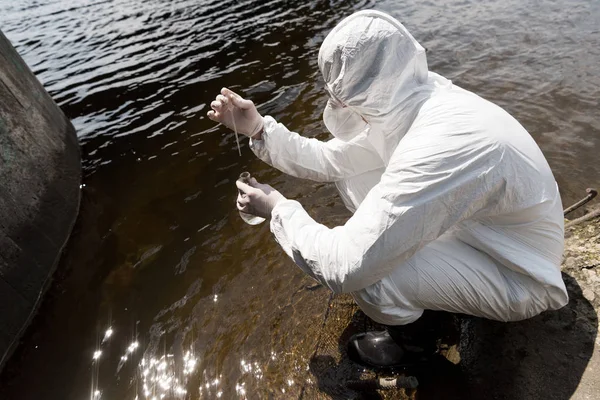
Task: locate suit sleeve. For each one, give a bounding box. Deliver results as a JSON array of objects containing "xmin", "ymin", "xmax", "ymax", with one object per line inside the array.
[{"xmin": 250, "ymin": 116, "xmax": 384, "ymax": 182}]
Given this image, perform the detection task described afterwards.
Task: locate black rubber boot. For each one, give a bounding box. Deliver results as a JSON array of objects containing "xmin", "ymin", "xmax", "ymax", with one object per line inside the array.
[
  {"xmin": 347, "ymin": 330, "xmax": 433, "ymax": 368},
  {"xmin": 347, "ymin": 313, "xmax": 441, "ymax": 368}
]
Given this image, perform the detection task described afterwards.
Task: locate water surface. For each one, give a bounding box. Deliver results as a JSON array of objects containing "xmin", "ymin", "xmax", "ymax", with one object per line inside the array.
[{"xmin": 1, "ymin": 0, "xmax": 599, "ymax": 398}]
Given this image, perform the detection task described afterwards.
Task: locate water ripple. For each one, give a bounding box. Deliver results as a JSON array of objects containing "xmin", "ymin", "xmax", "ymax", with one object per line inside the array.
[{"xmin": 1, "ymin": 0, "xmax": 600, "ymax": 399}]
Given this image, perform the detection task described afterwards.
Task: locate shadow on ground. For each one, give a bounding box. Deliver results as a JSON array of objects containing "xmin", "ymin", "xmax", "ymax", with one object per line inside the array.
[
  {"xmin": 460, "ymin": 272, "xmax": 597, "ymax": 400},
  {"xmin": 305, "ymin": 272, "xmax": 597, "ymax": 399}
]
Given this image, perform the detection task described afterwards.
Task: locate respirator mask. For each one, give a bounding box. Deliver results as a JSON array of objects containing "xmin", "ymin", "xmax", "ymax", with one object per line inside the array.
[{"xmin": 323, "ymin": 95, "xmax": 368, "ymax": 141}]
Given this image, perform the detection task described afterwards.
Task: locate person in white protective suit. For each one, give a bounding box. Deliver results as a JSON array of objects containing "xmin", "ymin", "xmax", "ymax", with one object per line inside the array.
[{"xmin": 207, "ymin": 10, "xmax": 568, "ymax": 367}]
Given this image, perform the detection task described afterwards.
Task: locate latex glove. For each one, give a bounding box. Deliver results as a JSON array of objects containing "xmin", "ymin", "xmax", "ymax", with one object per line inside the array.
[
  {"xmin": 207, "ymin": 87, "xmax": 264, "ymax": 139},
  {"xmin": 236, "ymin": 178, "xmax": 286, "ymax": 219}
]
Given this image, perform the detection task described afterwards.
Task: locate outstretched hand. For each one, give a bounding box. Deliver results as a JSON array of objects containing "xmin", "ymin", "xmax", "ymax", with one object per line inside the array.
[{"xmin": 207, "ymin": 88, "xmax": 264, "ymax": 139}]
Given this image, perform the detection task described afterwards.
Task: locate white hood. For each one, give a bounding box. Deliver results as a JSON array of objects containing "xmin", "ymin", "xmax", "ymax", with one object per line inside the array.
[{"xmin": 318, "ymin": 10, "xmax": 450, "ymax": 160}]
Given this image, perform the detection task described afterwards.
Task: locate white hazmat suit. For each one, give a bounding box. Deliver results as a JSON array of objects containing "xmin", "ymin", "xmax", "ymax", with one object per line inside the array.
[{"xmin": 250, "ymin": 10, "xmax": 568, "ymax": 325}]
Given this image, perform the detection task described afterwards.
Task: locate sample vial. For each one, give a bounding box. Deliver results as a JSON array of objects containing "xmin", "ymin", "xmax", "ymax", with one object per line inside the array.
[{"xmin": 237, "ymin": 172, "xmax": 266, "ymax": 225}]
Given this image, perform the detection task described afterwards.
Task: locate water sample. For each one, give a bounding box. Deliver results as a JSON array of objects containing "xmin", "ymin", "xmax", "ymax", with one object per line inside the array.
[{"xmin": 237, "ymin": 172, "xmax": 265, "ymax": 225}]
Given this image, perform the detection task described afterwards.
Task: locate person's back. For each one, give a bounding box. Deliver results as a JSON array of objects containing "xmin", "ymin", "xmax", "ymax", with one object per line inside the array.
[
  {"xmin": 354, "ymin": 84, "xmax": 568, "ymax": 323},
  {"xmin": 434, "ymin": 87, "xmax": 568, "ymax": 309}
]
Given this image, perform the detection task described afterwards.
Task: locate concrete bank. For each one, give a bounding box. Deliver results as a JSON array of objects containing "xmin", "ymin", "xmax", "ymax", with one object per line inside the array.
[{"xmin": 0, "ymin": 30, "xmax": 80, "ymax": 368}]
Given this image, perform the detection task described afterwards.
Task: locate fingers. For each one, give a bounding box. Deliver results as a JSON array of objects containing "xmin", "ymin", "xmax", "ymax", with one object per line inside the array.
[
  {"xmin": 209, "ymin": 97, "xmax": 224, "ymax": 122},
  {"xmin": 243, "ymin": 177, "xmax": 263, "ymax": 189},
  {"xmin": 237, "ymin": 200, "xmax": 250, "ymax": 212},
  {"xmin": 236, "ymin": 180, "xmax": 254, "ymax": 193},
  {"xmin": 237, "ymin": 193, "xmax": 250, "ymax": 210},
  {"xmin": 221, "ymin": 87, "xmax": 239, "ymax": 98},
  {"xmin": 217, "ymin": 95, "xmax": 229, "ymax": 109},
  {"xmin": 221, "ymin": 87, "xmax": 254, "ymax": 110},
  {"xmin": 236, "ymin": 178, "xmax": 267, "ymax": 192},
  {"xmin": 237, "ymin": 194, "xmax": 250, "ymax": 205},
  {"xmin": 209, "ymin": 94, "xmax": 229, "ymax": 114},
  {"xmin": 249, "ymin": 178, "xmax": 274, "ymax": 193},
  {"xmin": 207, "ymin": 91, "xmax": 232, "ymax": 123},
  {"xmin": 207, "ymin": 109, "xmax": 221, "ymax": 122},
  {"xmin": 210, "ymin": 100, "xmax": 222, "ymax": 111},
  {"xmin": 231, "ymin": 95, "xmax": 255, "ymax": 110},
  {"xmin": 207, "ymin": 109, "xmax": 222, "ymax": 122}
]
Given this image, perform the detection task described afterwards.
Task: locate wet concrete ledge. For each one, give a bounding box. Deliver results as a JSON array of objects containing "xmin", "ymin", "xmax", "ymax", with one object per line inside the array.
[{"xmin": 0, "ymin": 30, "xmax": 81, "ymax": 369}]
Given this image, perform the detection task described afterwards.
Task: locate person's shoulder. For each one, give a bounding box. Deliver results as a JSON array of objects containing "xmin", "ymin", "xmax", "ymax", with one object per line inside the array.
[
  {"xmin": 407, "ymin": 88, "xmax": 488, "ymax": 139},
  {"xmin": 411, "ymin": 85, "xmax": 523, "ymax": 142},
  {"xmin": 393, "ymin": 90, "xmax": 504, "ymax": 164},
  {"xmin": 418, "ymin": 84, "xmax": 492, "ymax": 115}
]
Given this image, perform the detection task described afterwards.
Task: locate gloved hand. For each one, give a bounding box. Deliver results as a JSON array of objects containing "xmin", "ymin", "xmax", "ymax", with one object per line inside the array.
[
  {"xmin": 207, "ymin": 88, "xmax": 264, "ymax": 139},
  {"xmin": 236, "ymin": 178, "xmax": 287, "ymax": 219}
]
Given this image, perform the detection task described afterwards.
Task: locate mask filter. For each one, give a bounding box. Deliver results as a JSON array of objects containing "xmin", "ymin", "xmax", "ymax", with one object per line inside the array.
[{"xmin": 323, "ymin": 100, "xmax": 368, "ymax": 141}]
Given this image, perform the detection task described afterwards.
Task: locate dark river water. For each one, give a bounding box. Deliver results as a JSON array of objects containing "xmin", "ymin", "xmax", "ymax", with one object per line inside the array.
[{"xmin": 1, "ymin": 0, "xmax": 600, "ymax": 399}]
